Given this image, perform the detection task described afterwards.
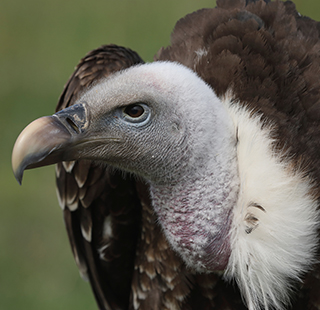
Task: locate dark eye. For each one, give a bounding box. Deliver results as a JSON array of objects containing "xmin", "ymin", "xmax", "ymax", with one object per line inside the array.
[
  {"xmin": 124, "ymin": 104, "xmax": 145, "ymax": 118},
  {"xmin": 120, "ymin": 103, "xmax": 150, "ymax": 125}
]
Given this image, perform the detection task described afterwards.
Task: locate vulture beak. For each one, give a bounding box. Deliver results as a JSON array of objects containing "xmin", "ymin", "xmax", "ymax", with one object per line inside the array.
[{"xmin": 12, "ymin": 103, "xmax": 88, "ymax": 185}]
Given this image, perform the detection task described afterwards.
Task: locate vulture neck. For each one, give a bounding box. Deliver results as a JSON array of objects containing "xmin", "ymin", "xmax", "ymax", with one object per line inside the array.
[{"xmin": 148, "ymin": 97, "xmax": 239, "ymax": 272}]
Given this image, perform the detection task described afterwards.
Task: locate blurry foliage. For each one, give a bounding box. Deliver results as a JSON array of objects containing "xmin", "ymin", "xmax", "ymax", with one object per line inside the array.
[{"xmin": 1, "ymin": 0, "xmax": 319, "ymax": 309}]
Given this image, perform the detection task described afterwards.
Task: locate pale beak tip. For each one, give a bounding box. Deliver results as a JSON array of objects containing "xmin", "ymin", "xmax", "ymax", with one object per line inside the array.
[
  {"xmin": 12, "ymin": 144, "xmax": 24, "ymax": 185},
  {"xmin": 12, "ymin": 143, "xmax": 27, "ymax": 185},
  {"xmin": 14, "ymin": 168, "xmax": 23, "ymax": 185}
]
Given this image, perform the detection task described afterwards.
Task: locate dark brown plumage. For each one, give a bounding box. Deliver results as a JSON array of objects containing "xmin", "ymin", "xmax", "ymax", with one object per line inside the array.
[
  {"xmin": 12, "ymin": 1, "xmax": 320, "ymax": 309},
  {"xmin": 55, "ymin": 45, "xmax": 144, "ymax": 310}
]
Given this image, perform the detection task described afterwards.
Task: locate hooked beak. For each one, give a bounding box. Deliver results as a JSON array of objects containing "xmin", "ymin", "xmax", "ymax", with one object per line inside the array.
[{"xmin": 12, "ymin": 103, "xmax": 88, "ymax": 184}]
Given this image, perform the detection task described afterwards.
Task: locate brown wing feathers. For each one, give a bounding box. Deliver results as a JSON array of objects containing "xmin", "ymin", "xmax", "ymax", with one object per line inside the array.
[
  {"xmin": 157, "ymin": 0, "xmax": 320, "ymax": 191},
  {"xmin": 55, "ymin": 45, "xmax": 144, "ymax": 309},
  {"xmin": 158, "ymin": 1, "xmax": 320, "ymax": 309}
]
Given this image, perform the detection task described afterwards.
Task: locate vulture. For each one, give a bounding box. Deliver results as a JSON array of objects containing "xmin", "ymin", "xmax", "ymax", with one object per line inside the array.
[{"xmin": 11, "ymin": 0, "xmax": 320, "ymax": 309}]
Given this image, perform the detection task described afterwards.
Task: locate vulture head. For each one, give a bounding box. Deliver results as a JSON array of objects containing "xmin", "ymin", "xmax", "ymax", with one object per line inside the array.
[
  {"xmin": 11, "ymin": 1, "xmax": 320, "ymax": 310},
  {"xmin": 13, "ymin": 62, "xmax": 237, "ymax": 271}
]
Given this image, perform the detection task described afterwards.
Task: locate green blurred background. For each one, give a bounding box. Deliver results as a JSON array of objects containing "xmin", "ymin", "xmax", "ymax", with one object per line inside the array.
[{"xmin": 1, "ymin": 0, "xmax": 320, "ymax": 309}]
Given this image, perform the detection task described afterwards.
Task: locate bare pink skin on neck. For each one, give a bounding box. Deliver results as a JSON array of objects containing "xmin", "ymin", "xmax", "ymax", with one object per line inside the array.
[{"xmin": 149, "ymin": 172, "xmax": 238, "ymax": 272}]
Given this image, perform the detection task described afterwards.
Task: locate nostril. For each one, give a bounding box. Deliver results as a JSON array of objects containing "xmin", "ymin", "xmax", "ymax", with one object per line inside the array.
[
  {"xmin": 66, "ymin": 117, "xmax": 80, "ymax": 134},
  {"xmin": 54, "ymin": 103, "xmax": 87, "ymax": 134}
]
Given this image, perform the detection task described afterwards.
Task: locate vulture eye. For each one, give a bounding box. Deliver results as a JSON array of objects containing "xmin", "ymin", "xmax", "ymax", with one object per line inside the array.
[
  {"xmin": 121, "ymin": 103, "xmax": 150, "ymax": 124},
  {"xmin": 124, "ymin": 104, "xmax": 145, "ymax": 118}
]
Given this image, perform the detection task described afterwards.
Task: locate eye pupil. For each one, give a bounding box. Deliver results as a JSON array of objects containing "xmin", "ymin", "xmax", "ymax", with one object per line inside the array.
[{"xmin": 124, "ymin": 104, "xmax": 144, "ymax": 118}]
